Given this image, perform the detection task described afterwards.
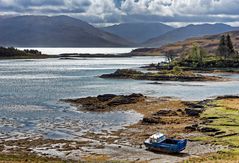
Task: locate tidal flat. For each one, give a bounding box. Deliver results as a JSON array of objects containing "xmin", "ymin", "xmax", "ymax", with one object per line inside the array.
[{"xmin": 0, "ymin": 57, "xmax": 239, "ymax": 162}]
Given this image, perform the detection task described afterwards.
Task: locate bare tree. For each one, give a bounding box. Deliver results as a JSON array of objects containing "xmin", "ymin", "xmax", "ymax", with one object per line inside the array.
[{"xmin": 165, "ymin": 50, "xmax": 177, "ymax": 63}]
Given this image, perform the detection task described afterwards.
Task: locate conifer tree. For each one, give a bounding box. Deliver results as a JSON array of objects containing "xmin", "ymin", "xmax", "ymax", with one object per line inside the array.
[
  {"xmin": 217, "ymin": 35, "xmax": 228, "ymax": 59},
  {"xmin": 226, "ymin": 34, "xmax": 235, "ymax": 56}
]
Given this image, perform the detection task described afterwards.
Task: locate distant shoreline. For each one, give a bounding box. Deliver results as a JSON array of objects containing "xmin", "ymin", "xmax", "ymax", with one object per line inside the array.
[{"xmin": 58, "ymin": 52, "xmax": 161, "ymax": 58}]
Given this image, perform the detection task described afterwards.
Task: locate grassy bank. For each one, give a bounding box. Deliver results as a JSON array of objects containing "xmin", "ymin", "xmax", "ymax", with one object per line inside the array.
[{"xmin": 184, "ymin": 97, "xmax": 239, "ymax": 162}]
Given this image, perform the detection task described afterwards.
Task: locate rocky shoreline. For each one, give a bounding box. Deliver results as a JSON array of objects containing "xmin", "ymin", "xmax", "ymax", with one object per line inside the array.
[
  {"xmin": 60, "ymin": 94, "xmax": 239, "ymax": 162},
  {"xmin": 1, "ymin": 94, "xmax": 239, "ymax": 162},
  {"xmin": 63, "ymin": 93, "xmax": 145, "ymax": 111},
  {"xmin": 100, "ymin": 69, "xmax": 225, "ymax": 82}
]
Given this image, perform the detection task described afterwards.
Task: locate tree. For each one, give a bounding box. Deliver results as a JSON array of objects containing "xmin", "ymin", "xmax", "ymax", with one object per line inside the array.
[
  {"xmin": 165, "ymin": 50, "xmax": 177, "ymax": 63},
  {"xmin": 226, "ymin": 34, "xmax": 235, "ymax": 57},
  {"xmin": 217, "ymin": 35, "xmax": 228, "ymax": 59},
  {"xmin": 187, "ymin": 44, "xmax": 206, "ymax": 67}
]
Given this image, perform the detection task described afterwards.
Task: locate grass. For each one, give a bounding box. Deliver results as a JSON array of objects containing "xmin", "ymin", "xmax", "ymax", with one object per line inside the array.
[
  {"xmin": 185, "ymin": 97, "xmax": 239, "ymax": 162},
  {"xmin": 183, "ymin": 149, "xmax": 239, "ymax": 163},
  {"xmin": 0, "ymin": 153, "xmax": 65, "ymax": 163},
  {"xmin": 199, "ymin": 100, "xmax": 239, "ymax": 147},
  {"xmin": 0, "ymin": 153, "xmax": 126, "ymax": 163}
]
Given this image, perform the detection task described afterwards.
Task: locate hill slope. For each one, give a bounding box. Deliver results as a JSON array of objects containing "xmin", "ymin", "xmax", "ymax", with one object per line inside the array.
[
  {"xmin": 101, "ymin": 23, "xmax": 174, "ymax": 43},
  {"xmin": 0, "ymin": 15, "xmax": 134, "ymax": 47},
  {"xmin": 132, "ymin": 30, "xmax": 239, "ymax": 56},
  {"xmin": 143, "ymin": 24, "xmax": 238, "ymax": 47}
]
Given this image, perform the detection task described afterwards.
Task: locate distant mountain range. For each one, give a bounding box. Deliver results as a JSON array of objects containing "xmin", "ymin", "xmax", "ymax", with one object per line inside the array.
[
  {"xmin": 143, "ymin": 23, "xmax": 239, "ymax": 47},
  {"xmin": 0, "ymin": 15, "xmax": 133, "ymax": 47},
  {"xmin": 101, "ymin": 23, "xmax": 174, "ymax": 43},
  {"xmin": 0, "ymin": 15, "xmax": 238, "ymax": 48}
]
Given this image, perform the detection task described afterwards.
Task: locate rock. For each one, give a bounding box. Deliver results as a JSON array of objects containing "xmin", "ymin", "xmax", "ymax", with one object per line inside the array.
[
  {"xmin": 201, "ymin": 119, "xmax": 214, "ymax": 124},
  {"xmin": 129, "ymin": 93, "xmax": 144, "ymax": 98},
  {"xmin": 100, "ymin": 69, "xmax": 222, "ymax": 82},
  {"xmin": 153, "ymin": 109, "xmax": 178, "ymax": 116},
  {"xmin": 216, "ymin": 95, "xmax": 239, "ymax": 100},
  {"xmin": 107, "ymin": 93, "xmax": 144, "ymax": 106},
  {"xmin": 199, "ymin": 127, "xmax": 220, "ymax": 133},
  {"xmin": 184, "ymin": 102, "xmax": 204, "ymax": 108},
  {"xmin": 185, "ymin": 124, "xmax": 199, "ymax": 131},
  {"xmin": 213, "ymin": 131, "xmax": 226, "ymax": 136},
  {"xmin": 142, "ymin": 116, "xmax": 161, "ymax": 124},
  {"xmin": 100, "ymin": 69, "xmax": 143, "ymax": 79},
  {"xmin": 85, "ymin": 104, "xmax": 106, "ymax": 111},
  {"xmin": 177, "ymin": 109, "xmax": 185, "ymax": 115},
  {"xmin": 97, "ymin": 94, "xmax": 117, "ymax": 102},
  {"xmin": 64, "ymin": 93, "xmax": 145, "ymax": 112},
  {"xmin": 185, "ymin": 108, "xmax": 204, "ymax": 116}
]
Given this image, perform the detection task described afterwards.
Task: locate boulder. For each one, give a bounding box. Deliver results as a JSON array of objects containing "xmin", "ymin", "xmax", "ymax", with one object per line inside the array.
[
  {"xmin": 142, "ymin": 116, "xmax": 161, "ymax": 124},
  {"xmin": 183, "ymin": 102, "xmax": 204, "ymax": 108},
  {"xmin": 64, "ymin": 93, "xmax": 145, "ymax": 111},
  {"xmin": 97, "ymin": 94, "xmax": 117, "ymax": 102},
  {"xmin": 199, "ymin": 127, "xmax": 220, "ymax": 133},
  {"xmin": 185, "ymin": 124, "xmax": 199, "ymax": 131},
  {"xmin": 185, "ymin": 108, "xmax": 204, "ymax": 116},
  {"xmin": 153, "ymin": 109, "xmax": 178, "ymax": 116},
  {"xmin": 107, "ymin": 94, "xmax": 145, "ymax": 106},
  {"xmin": 216, "ymin": 95, "xmax": 239, "ymax": 100}
]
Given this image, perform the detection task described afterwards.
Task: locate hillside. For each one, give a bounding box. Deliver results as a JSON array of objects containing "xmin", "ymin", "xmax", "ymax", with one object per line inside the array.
[
  {"xmin": 143, "ymin": 23, "xmax": 238, "ymax": 47},
  {"xmin": 132, "ymin": 30, "xmax": 239, "ymax": 56},
  {"xmin": 101, "ymin": 23, "xmax": 174, "ymax": 43},
  {"xmin": 0, "ymin": 15, "xmax": 134, "ymax": 47}
]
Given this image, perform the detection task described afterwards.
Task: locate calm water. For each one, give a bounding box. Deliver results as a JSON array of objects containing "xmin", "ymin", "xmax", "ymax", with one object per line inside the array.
[
  {"xmin": 17, "ymin": 47, "xmax": 137, "ymax": 55},
  {"xmin": 0, "ymin": 56, "xmax": 239, "ymax": 139}
]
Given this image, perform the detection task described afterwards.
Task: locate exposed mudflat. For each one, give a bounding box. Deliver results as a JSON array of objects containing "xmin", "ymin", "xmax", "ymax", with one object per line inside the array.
[{"xmin": 45, "ymin": 94, "xmax": 229, "ymax": 162}]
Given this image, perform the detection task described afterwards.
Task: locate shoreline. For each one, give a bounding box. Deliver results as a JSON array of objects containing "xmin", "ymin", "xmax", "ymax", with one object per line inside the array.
[
  {"xmin": 100, "ymin": 69, "xmax": 227, "ymax": 82},
  {"xmin": 63, "ymin": 94, "xmax": 239, "ymax": 162},
  {"xmin": 1, "ymin": 55, "xmax": 239, "ymax": 162},
  {"xmin": 1, "ymin": 94, "xmax": 239, "ymax": 162},
  {"xmin": 0, "ymin": 52, "xmax": 162, "ymax": 60}
]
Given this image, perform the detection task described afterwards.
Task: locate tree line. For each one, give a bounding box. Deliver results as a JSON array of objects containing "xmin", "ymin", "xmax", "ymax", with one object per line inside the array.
[
  {"xmin": 165, "ymin": 33, "xmax": 239, "ymax": 68},
  {"xmin": 217, "ymin": 34, "xmax": 237, "ymax": 59},
  {"xmin": 0, "ymin": 47, "xmax": 42, "ymax": 57}
]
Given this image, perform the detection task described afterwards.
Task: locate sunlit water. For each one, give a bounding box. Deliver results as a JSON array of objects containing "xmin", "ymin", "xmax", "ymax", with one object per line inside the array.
[
  {"xmin": 0, "ymin": 56, "xmax": 239, "ymax": 140},
  {"xmin": 17, "ymin": 47, "xmax": 137, "ymax": 55}
]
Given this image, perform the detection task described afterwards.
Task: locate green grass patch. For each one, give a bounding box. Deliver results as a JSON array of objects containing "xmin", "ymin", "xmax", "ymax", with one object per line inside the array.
[
  {"xmin": 0, "ymin": 153, "xmax": 65, "ymax": 163},
  {"xmin": 182, "ymin": 149, "xmax": 239, "ymax": 163},
  {"xmin": 186, "ymin": 98, "xmax": 239, "ymax": 162}
]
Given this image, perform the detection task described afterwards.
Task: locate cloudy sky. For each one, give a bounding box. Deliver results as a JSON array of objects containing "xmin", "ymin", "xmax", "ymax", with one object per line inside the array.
[{"xmin": 0, "ymin": 0, "xmax": 238, "ymax": 27}]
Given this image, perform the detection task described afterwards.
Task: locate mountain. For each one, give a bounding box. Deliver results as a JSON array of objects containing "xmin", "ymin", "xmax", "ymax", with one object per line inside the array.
[
  {"xmin": 143, "ymin": 23, "xmax": 239, "ymax": 47},
  {"xmin": 101, "ymin": 23, "xmax": 174, "ymax": 43},
  {"xmin": 132, "ymin": 30, "xmax": 239, "ymax": 56},
  {"xmin": 0, "ymin": 15, "xmax": 134, "ymax": 47}
]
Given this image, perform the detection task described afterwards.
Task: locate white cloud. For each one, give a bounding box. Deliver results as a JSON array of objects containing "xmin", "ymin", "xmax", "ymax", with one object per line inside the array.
[
  {"xmin": 120, "ymin": 0, "xmax": 239, "ymax": 16},
  {"xmin": 0, "ymin": 0, "xmax": 239, "ymax": 26}
]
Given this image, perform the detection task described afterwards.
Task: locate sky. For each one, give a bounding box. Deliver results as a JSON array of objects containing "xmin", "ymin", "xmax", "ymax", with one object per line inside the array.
[{"xmin": 0, "ymin": 0, "xmax": 239, "ymax": 27}]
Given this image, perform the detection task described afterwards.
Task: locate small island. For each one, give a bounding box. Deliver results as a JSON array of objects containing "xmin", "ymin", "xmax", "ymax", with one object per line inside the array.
[
  {"xmin": 146, "ymin": 34, "xmax": 239, "ymax": 72},
  {"xmin": 101, "ymin": 34, "xmax": 239, "ymax": 82},
  {"xmin": 100, "ymin": 68, "xmax": 224, "ymax": 82},
  {"xmin": 0, "ymin": 46, "xmax": 56, "ymax": 59}
]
